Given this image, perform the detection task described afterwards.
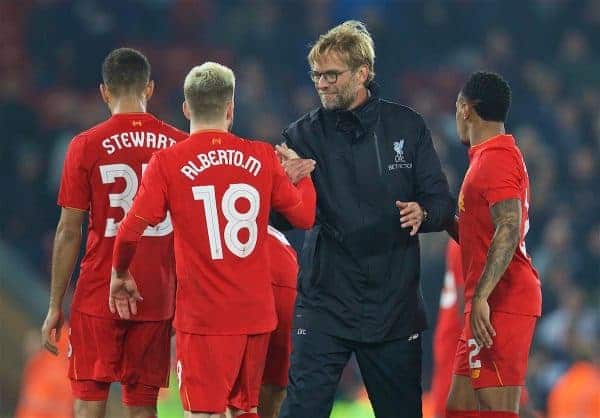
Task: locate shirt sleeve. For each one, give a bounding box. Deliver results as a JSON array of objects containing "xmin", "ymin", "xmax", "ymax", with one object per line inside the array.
[
  {"xmin": 112, "ymin": 213, "xmax": 148, "ymax": 272},
  {"xmin": 131, "ymin": 153, "xmax": 169, "ymax": 225},
  {"xmin": 57, "ymin": 135, "xmax": 90, "ymax": 210},
  {"xmin": 413, "ymin": 120, "xmax": 455, "ymax": 232},
  {"xmin": 270, "ymin": 148, "xmax": 316, "ymax": 230},
  {"xmin": 479, "ymin": 148, "xmax": 523, "ymax": 206}
]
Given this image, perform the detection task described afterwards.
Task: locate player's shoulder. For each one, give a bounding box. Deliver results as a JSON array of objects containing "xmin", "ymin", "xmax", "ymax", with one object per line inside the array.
[
  {"xmin": 71, "ymin": 118, "xmax": 114, "ymax": 144},
  {"xmin": 479, "ymin": 137, "xmax": 522, "ymax": 162},
  {"xmin": 154, "ymin": 117, "xmax": 188, "ymax": 142},
  {"xmin": 234, "ymin": 133, "xmax": 274, "ymax": 155}
]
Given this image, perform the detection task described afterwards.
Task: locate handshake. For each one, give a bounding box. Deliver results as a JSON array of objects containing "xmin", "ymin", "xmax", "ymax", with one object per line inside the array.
[{"xmin": 275, "ymin": 143, "xmax": 316, "ymax": 184}]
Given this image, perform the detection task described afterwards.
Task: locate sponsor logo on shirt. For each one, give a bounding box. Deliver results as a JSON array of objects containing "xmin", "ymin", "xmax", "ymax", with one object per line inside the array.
[
  {"xmin": 132, "ymin": 120, "xmax": 142, "ymax": 127},
  {"xmin": 458, "ymin": 191, "xmax": 465, "ymax": 212},
  {"xmin": 212, "ymin": 137, "xmax": 222, "ymax": 145},
  {"xmin": 389, "ymin": 139, "xmax": 412, "ymax": 171}
]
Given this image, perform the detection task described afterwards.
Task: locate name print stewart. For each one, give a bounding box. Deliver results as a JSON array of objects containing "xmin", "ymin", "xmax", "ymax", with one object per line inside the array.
[
  {"xmin": 180, "ymin": 149, "xmax": 262, "ymax": 180},
  {"xmin": 102, "ymin": 131, "xmax": 178, "ymax": 155}
]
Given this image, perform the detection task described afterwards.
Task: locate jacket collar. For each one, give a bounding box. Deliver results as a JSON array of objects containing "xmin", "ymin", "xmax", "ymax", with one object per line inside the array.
[{"xmin": 313, "ymin": 82, "xmax": 380, "ymax": 136}]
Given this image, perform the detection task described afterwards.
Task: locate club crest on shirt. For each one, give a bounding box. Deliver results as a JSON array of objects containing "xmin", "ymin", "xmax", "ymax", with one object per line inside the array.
[
  {"xmin": 458, "ymin": 191, "xmax": 465, "ymax": 212},
  {"xmin": 388, "ymin": 139, "xmax": 412, "ymax": 171},
  {"xmin": 212, "ymin": 137, "xmax": 222, "ymax": 145}
]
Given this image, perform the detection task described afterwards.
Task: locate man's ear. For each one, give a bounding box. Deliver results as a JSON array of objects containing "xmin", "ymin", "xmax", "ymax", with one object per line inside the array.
[
  {"xmin": 99, "ymin": 84, "xmax": 110, "ymax": 105},
  {"xmin": 144, "ymin": 80, "xmax": 155, "ymax": 101},
  {"xmin": 358, "ymin": 65, "xmax": 369, "ymax": 85},
  {"xmin": 182, "ymin": 100, "xmax": 191, "ymax": 121}
]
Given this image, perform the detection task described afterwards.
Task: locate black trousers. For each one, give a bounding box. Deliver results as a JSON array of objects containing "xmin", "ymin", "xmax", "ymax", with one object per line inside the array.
[{"xmin": 279, "ymin": 313, "xmax": 423, "ymax": 418}]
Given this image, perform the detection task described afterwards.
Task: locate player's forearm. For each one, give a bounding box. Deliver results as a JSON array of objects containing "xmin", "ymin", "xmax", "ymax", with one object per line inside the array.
[
  {"xmin": 112, "ymin": 214, "xmax": 148, "ymax": 274},
  {"xmin": 49, "ymin": 223, "xmax": 82, "ymax": 309},
  {"xmin": 288, "ymin": 177, "xmax": 316, "ymax": 229},
  {"xmin": 474, "ymin": 199, "xmax": 521, "ymax": 300}
]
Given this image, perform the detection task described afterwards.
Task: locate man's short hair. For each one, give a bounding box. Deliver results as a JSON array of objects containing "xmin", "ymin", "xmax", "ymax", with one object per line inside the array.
[
  {"xmin": 308, "ymin": 20, "xmax": 375, "ymax": 83},
  {"xmin": 461, "ymin": 71, "xmax": 511, "ymax": 122},
  {"xmin": 184, "ymin": 62, "xmax": 235, "ymax": 121},
  {"xmin": 101, "ymin": 48, "xmax": 151, "ymax": 96}
]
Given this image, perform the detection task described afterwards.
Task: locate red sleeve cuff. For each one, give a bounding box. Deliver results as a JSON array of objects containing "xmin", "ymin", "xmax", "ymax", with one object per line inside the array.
[{"xmin": 112, "ymin": 215, "xmax": 148, "ymax": 272}]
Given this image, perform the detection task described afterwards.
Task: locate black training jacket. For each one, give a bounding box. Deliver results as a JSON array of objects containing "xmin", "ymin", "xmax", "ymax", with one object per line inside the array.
[{"xmin": 275, "ymin": 84, "xmax": 454, "ymax": 342}]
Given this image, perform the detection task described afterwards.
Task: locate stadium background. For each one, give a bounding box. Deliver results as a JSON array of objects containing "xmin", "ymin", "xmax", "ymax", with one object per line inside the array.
[{"xmin": 1, "ymin": 0, "xmax": 598, "ymax": 417}]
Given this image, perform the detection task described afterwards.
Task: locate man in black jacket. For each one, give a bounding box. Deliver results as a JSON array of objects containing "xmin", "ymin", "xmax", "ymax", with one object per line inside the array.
[{"xmin": 276, "ymin": 21, "xmax": 454, "ymax": 418}]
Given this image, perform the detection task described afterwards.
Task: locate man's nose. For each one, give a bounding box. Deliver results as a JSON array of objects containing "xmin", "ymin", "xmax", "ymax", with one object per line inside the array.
[{"xmin": 317, "ymin": 76, "xmax": 330, "ymax": 89}]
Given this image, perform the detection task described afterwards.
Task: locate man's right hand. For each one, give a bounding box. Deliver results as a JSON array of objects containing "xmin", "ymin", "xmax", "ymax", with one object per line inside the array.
[
  {"xmin": 275, "ymin": 143, "xmax": 300, "ymax": 162},
  {"xmin": 275, "ymin": 144, "xmax": 316, "ymax": 183},
  {"xmin": 109, "ymin": 269, "xmax": 143, "ymax": 320},
  {"xmin": 41, "ymin": 307, "xmax": 64, "ymax": 355},
  {"xmin": 282, "ymin": 158, "xmax": 316, "ymax": 184}
]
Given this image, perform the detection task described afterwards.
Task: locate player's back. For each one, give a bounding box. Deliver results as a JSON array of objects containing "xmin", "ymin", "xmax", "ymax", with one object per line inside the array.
[
  {"xmin": 153, "ymin": 130, "xmax": 305, "ymax": 335},
  {"xmin": 267, "ymin": 225, "xmax": 298, "ymax": 288},
  {"xmin": 458, "ymin": 134, "xmax": 541, "ymax": 316},
  {"xmin": 58, "ymin": 113, "xmax": 187, "ymax": 320}
]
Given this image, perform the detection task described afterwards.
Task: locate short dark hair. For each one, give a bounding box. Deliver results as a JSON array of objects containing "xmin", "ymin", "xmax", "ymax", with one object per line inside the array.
[
  {"xmin": 461, "ymin": 71, "xmax": 511, "ymax": 122},
  {"xmin": 101, "ymin": 48, "xmax": 150, "ymax": 95}
]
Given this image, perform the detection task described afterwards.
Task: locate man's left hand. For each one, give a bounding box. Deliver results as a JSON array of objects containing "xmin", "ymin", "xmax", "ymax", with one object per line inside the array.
[
  {"xmin": 470, "ymin": 296, "xmax": 495, "ymax": 349},
  {"xmin": 396, "ymin": 201, "xmax": 424, "ymax": 236}
]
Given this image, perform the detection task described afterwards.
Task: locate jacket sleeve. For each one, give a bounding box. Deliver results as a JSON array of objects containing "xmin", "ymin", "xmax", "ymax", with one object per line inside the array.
[
  {"xmin": 270, "ymin": 128, "xmax": 304, "ymax": 231},
  {"xmin": 413, "ymin": 120, "xmax": 455, "ymax": 232}
]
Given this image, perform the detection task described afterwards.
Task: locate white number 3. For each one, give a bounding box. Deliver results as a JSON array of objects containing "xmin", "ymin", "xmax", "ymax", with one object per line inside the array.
[{"xmin": 100, "ymin": 163, "xmax": 173, "ymax": 237}]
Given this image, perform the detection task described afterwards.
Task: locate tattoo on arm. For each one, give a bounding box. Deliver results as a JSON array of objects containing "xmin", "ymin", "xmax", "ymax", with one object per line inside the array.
[{"xmin": 474, "ymin": 199, "xmax": 521, "ymax": 300}]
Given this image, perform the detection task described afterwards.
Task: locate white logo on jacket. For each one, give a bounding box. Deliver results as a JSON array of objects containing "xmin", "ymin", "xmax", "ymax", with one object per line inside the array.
[{"xmin": 389, "ymin": 139, "xmax": 412, "ymax": 170}]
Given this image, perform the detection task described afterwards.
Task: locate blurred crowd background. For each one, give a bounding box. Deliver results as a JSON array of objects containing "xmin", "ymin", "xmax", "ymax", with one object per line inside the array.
[{"xmin": 1, "ymin": 0, "xmax": 598, "ymax": 417}]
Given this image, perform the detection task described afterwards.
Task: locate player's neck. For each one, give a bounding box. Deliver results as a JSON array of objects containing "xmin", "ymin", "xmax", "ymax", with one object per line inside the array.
[
  {"xmin": 190, "ymin": 119, "xmax": 230, "ymax": 134},
  {"xmin": 469, "ymin": 123, "xmax": 505, "ymax": 147},
  {"xmin": 110, "ymin": 97, "xmax": 147, "ymax": 115}
]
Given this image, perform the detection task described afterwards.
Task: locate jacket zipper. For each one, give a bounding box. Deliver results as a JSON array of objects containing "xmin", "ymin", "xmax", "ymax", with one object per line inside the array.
[{"xmin": 373, "ymin": 132, "xmax": 383, "ymax": 176}]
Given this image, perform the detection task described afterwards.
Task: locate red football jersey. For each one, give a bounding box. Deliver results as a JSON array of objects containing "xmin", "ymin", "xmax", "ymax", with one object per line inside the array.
[
  {"xmin": 267, "ymin": 225, "xmax": 298, "ymax": 288},
  {"xmin": 129, "ymin": 130, "xmax": 315, "ymax": 335},
  {"xmin": 57, "ymin": 113, "xmax": 187, "ymax": 320},
  {"xmin": 458, "ymin": 134, "xmax": 541, "ymax": 316},
  {"xmin": 431, "ymin": 240, "xmax": 464, "ymax": 416}
]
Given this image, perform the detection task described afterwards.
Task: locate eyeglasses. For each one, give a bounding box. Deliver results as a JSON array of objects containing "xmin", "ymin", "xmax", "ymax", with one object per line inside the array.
[{"xmin": 308, "ymin": 69, "xmax": 352, "ymax": 84}]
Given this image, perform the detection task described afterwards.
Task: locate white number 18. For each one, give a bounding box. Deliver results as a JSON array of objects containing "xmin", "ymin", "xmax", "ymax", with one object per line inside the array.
[{"xmin": 192, "ymin": 184, "xmax": 260, "ymax": 259}]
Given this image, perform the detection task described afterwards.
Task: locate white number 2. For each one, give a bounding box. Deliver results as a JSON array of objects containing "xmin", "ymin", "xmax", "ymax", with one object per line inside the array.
[
  {"xmin": 100, "ymin": 163, "xmax": 173, "ymax": 237},
  {"xmin": 468, "ymin": 338, "xmax": 482, "ymax": 369},
  {"xmin": 192, "ymin": 184, "xmax": 260, "ymax": 259}
]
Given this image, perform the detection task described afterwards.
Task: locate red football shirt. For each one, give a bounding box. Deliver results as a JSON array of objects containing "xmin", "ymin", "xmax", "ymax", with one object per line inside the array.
[
  {"xmin": 431, "ymin": 240, "xmax": 464, "ymax": 416},
  {"xmin": 57, "ymin": 113, "xmax": 187, "ymax": 320},
  {"xmin": 129, "ymin": 130, "xmax": 315, "ymax": 335},
  {"xmin": 458, "ymin": 134, "xmax": 541, "ymax": 316},
  {"xmin": 267, "ymin": 225, "xmax": 298, "ymax": 289}
]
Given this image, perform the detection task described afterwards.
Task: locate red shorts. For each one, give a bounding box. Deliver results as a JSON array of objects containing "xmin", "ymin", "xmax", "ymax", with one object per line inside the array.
[
  {"xmin": 263, "ymin": 285, "xmax": 296, "ymax": 387},
  {"xmin": 176, "ymin": 331, "xmax": 270, "ymax": 413},
  {"xmin": 453, "ymin": 311, "xmax": 537, "ymax": 389},
  {"xmin": 68, "ymin": 310, "xmax": 171, "ymax": 402}
]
